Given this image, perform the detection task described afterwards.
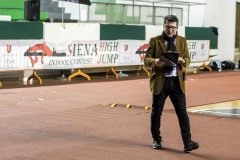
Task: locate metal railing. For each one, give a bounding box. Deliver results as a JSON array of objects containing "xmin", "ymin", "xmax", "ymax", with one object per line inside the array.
[
  {"xmin": 87, "ymin": 2, "xmax": 183, "ymax": 25},
  {"xmin": 54, "ymin": 1, "xmax": 182, "ymax": 25},
  {"xmin": 48, "ymin": 0, "xmax": 206, "ymax": 26}
]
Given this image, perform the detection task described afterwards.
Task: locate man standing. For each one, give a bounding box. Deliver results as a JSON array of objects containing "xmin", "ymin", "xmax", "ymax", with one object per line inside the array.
[{"xmin": 144, "ymin": 15, "xmax": 199, "ymax": 153}]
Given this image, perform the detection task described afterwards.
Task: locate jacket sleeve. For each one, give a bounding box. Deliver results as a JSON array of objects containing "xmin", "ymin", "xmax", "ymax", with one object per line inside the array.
[
  {"xmin": 182, "ymin": 38, "xmax": 191, "ymax": 67},
  {"xmin": 144, "ymin": 38, "xmax": 156, "ymax": 68}
]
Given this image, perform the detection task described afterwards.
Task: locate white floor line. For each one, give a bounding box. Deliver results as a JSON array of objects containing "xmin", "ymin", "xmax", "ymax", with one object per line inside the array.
[{"xmin": 191, "ymin": 110, "xmax": 240, "ymax": 116}]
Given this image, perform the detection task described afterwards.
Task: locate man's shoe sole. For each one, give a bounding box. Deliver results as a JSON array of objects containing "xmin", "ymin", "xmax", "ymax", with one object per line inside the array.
[
  {"xmin": 153, "ymin": 146, "xmax": 162, "ymax": 149},
  {"xmin": 184, "ymin": 145, "xmax": 199, "ymax": 153},
  {"xmin": 152, "ymin": 144, "xmax": 163, "ymax": 149}
]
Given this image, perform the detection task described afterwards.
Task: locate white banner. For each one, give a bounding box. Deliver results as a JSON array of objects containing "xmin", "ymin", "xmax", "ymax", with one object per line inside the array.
[
  {"xmin": 0, "ymin": 40, "xmax": 149, "ymax": 71},
  {"xmin": 187, "ymin": 40, "xmax": 210, "ymax": 62},
  {"xmin": 0, "ymin": 40, "xmax": 44, "ymax": 71}
]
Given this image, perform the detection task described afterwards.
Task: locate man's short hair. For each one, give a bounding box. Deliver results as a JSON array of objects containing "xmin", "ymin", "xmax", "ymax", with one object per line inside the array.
[{"xmin": 164, "ymin": 15, "xmax": 178, "ymax": 26}]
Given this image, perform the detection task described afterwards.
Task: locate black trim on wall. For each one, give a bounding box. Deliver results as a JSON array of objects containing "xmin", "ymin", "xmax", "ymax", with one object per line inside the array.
[
  {"xmin": 0, "ymin": 21, "xmax": 43, "ymax": 39},
  {"xmin": 100, "ymin": 24, "xmax": 145, "ymax": 40}
]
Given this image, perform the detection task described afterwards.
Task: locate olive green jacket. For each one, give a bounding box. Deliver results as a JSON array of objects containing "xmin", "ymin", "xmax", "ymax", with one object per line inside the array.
[{"xmin": 144, "ymin": 35, "xmax": 190, "ymax": 95}]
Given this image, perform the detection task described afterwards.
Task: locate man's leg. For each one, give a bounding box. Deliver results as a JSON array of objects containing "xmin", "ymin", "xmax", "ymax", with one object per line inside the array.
[
  {"xmin": 169, "ymin": 89, "xmax": 191, "ymax": 142},
  {"xmin": 151, "ymin": 80, "xmax": 168, "ymax": 149},
  {"xmin": 169, "ymin": 79, "xmax": 199, "ymax": 152}
]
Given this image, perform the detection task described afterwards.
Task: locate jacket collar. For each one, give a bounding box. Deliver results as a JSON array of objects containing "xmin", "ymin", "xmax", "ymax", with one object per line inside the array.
[{"xmin": 158, "ymin": 35, "xmax": 180, "ymax": 53}]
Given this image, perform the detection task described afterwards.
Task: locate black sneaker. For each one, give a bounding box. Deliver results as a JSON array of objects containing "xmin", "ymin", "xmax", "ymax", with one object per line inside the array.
[
  {"xmin": 152, "ymin": 140, "xmax": 162, "ymax": 149},
  {"xmin": 184, "ymin": 140, "xmax": 199, "ymax": 153}
]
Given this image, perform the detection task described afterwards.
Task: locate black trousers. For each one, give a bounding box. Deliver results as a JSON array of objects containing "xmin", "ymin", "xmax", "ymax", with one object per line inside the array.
[{"xmin": 151, "ymin": 77, "xmax": 191, "ymax": 144}]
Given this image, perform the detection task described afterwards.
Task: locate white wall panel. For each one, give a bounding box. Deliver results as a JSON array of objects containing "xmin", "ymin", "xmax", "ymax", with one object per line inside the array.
[
  {"xmin": 43, "ymin": 23, "xmax": 100, "ymax": 43},
  {"xmin": 204, "ymin": 0, "xmax": 236, "ymax": 61}
]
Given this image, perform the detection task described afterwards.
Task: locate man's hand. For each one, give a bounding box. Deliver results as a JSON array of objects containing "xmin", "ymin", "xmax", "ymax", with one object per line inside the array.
[
  {"xmin": 178, "ymin": 57, "xmax": 185, "ymax": 65},
  {"xmin": 155, "ymin": 59, "xmax": 165, "ymax": 68}
]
